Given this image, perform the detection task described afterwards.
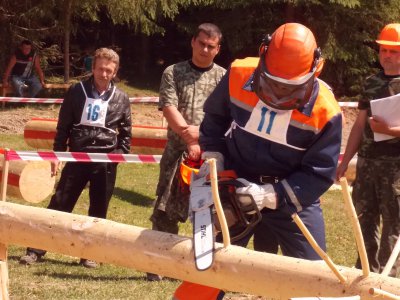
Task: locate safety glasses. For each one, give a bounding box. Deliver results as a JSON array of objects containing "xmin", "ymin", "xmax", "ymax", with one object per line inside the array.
[{"xmin": 252, "ymin": 51, "xmax": 319, "ymax": 110}]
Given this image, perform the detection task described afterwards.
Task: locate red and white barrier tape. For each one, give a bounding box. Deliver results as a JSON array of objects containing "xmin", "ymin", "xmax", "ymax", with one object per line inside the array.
[
  {"xmin": 4, "ymin": 150, "xmax": 161, "ymax": 164},
  {"xmin": 0, "ymin": 97, "xmax": 64, "ymax": 103},
  {"xmin": 339, "ymin": 102, "xmax": 358, "ymax": 108},
  {"xmin": 129, "ymin": 97, "xmax": 159, "ymax": 103},
  {"xmin": 0, "ymin": 96, "xmax": 159, "ymax": 104},
  {"xmin": 0, "ymin": 96, "xmax": 358, "ymax": 107}
]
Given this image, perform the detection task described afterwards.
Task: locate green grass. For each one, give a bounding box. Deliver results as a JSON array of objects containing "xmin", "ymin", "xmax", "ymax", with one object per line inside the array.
[{"xmin": 0, "ymin": 133, "xmax": 380, "ymax": 299}]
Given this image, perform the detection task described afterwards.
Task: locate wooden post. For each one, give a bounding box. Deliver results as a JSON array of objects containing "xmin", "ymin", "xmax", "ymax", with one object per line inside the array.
[
  {"xmin": 1, "ymin": 201, "xmax": 399, "ymax": 299},
  {"xmin": 291, "ymin": 213, "xmax": 347, "ymax": 284},
  {"xmin": 0, "ymin": 243, "xmax": 8, "ymax": 300},
  {"xmin": 381, "ymin": 235, "xmax": 400, "ymax": 277},
  {"xmin": 0, "ymin": 261, "xmax": 9, "ymax": 300},
  {"xmin": 340, "ymin": 177, "xmax": 370, "ymax": 277},
  {"xmin": 369, "ymin": 288, "xmax": 400, "ymax": 300},
  {"xmin": 0, "ymin": 150, "xmax": 9, "ymax": 299},
  {"xmin": 209, "ymin": 158, "xmax": 230, "ymax": 248},
  {"xmin": 0, "ymin": 150, "xmax": 9, "ymax": 202}
]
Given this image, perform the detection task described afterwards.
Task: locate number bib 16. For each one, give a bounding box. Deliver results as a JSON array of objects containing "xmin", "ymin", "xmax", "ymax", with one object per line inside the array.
[
  {"xmin": 79, "ymin": 82, "xmax": 111, "ymax": 128},
  {"xmin": 80, "ymin": 97, "xmax": 109, "ymax": 127},
  {"xmin": 244, "ymin": 100, "xmax": 292, "ymax": 145}
]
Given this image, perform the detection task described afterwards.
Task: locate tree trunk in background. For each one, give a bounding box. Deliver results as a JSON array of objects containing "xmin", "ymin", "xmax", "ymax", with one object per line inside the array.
[
  {"xmin": 139, "ymin": 34, "xmax": 150, "ymax": 81},
  {"xmin": 0, "ymin": 10, "xmax": 12, "ymax": 71},
  {"xmin": 63, "ymin": 0, "xmax": 74, "ymax": 83},
  {"xmin": 285, "ymin": 2, "xmax": 295, "ymax": 22}
]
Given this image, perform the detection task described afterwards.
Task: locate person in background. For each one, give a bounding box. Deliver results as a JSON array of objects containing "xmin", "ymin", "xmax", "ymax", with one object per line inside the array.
[
  {"xmin": 19, "ymin": 47, "xmax": 132, "ymax": 268},
  {"xmin": 174, "ymin": 22, "xmax": 342, "ymax": 299},
  {"xmin": 2, "ymin": 39, "xmax": 45, "ymax": 97},
  {"xmin": 147, "ymin": 23, "xmax": 226, "ymax": 281},
  {"xmin": 337, "ymin": 23, "xmax": 400, "ymax": 277}
]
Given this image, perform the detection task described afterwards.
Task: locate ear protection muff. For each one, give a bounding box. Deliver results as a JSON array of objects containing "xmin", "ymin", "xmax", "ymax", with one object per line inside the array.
[{"xmin": 258, "ymin": 34, "xmax": 272, "ymax": 56}]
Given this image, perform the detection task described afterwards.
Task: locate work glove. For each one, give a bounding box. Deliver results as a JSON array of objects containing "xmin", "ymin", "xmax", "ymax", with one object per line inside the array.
[
  {"xmin": 235, "ymin": 178, "xmax": 278, "ymax": 210},
  {"xmin": 198, "ymin": 151, "xmax": 224, "ymax": 177}
]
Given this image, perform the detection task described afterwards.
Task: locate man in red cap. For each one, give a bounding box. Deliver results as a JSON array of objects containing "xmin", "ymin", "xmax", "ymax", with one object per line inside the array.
[
  {"xmin": 174, "ymin": 22, "xmax": 342, "ymax": 299},
  {"xmin": 337, "ymin": 23, "xmax": 400, "ymax": 277}
]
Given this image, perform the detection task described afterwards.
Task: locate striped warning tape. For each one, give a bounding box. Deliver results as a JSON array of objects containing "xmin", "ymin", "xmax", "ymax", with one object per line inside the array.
[
  {"xmin": 338, "ymin": 102, "xmax": 358, "ymax": 108},
  {"xmin": 4, "ymin": 150, "xmax": 161, "ymax": 164},
  {"xmin": 0, "ymin": 96, "xmax": 159, "ymax": 104},
  {"xmin": 0, "ymin": 96, "xmax": 360, "ymax": 107}
]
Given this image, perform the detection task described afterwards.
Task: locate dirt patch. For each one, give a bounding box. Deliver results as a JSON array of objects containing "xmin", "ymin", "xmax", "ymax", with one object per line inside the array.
[{"xmin": 0, "ymin": 105, "xmax": 59, "ymax": 134}]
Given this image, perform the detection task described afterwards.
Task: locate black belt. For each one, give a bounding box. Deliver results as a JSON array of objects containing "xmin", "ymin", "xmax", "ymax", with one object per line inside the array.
[{"xmin": 259, "ymin": 175, "xmax": 280, "ymax": 184}]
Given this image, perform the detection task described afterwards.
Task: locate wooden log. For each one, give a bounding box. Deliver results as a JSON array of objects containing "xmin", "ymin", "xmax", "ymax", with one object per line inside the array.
[
  {"xmin": 43, "ymin": 83, "xmax": 71, "ymax": 90},
  {"xmin": 0, "ymin": 161, "xmax": 55, "ymax": 203},
  {"xmin": 131, "ymin": 125, "xmax": 167, "ymax": 154},
  {"xmin": 0, "ymin": 201, "xmax": 399, "ymax": 299},
  {"xmin": 23, "ymin": 118, "xmax": 56, "ymax": 149},
  {"xmin": 24, "ymin": 118, "xmax": 167, "ymax": 155}
]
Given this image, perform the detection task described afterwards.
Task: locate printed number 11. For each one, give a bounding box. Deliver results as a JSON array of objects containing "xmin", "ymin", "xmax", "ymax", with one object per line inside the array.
[{"xmin": 257, "ymin": 107, "xmax": 276, "ymax": 134}]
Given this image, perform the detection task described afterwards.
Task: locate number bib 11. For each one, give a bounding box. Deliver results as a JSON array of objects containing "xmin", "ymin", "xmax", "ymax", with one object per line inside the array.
[{"xmin": 244, "ymin": 100, "xmax": 292, "ymax": 145}]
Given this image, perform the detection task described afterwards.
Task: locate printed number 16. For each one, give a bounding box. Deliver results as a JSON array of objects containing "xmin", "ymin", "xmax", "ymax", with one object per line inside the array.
[
  {"xmin": 87, "ymin": 104, "xmax": 100, "ymax": 121},
  {"xmin": 257, "ymin": 107, "xmax": 276, "ymax": 134}
]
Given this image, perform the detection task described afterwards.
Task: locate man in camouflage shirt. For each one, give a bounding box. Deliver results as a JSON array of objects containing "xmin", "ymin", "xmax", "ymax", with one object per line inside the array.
[
  {"xmin": 337, "ymin": 23, "xmax": 400, "ymax": 277},
  {"xmin": 147, "ymin": 23, "xmax": 226, "ymax": 281}
]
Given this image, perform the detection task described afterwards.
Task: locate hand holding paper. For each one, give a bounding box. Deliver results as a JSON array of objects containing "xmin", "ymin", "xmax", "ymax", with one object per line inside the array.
[{"xmin": 370, "ymin": 94, "xmax": 400, "ymax": 141}]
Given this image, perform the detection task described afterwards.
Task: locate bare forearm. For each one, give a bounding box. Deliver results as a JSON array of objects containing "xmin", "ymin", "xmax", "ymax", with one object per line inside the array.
[
  {"xmin": 163, "ymin": 106, "xmax": 188, "ymax": 135},
  {"xmin": 163, "ymin": 106, "xmax": 200, "ymax": 145},
  {"xmin": 341, "ymin": 111, "xmax": 366, "ymax": 165},
  {"xmin": 378, "ymin": 125, "xmax": 400, "ymax": 137}
]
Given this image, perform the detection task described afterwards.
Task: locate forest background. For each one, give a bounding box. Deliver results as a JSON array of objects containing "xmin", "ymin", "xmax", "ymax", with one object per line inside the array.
[{"xmin": 1, "ymin": 0, "xmax": 400, "ymax": 99}]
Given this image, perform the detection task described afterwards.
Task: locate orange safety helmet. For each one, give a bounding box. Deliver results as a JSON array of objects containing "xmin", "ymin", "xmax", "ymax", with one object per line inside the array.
[
  {"xmin": 376, "ymin": 23, "xmax": 400, "ymax": 46},
  {"xmin": 253, "ymin": 23, "xmax": 324, "ymax": 110}
]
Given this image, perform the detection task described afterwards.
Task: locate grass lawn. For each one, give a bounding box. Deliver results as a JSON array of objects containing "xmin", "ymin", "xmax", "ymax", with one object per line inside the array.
[{"xmin": 0, "ymin": 133, "xmax": 380, "ymax": 299}]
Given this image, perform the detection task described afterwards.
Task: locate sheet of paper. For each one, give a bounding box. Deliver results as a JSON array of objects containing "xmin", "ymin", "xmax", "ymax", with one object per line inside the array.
[{"xmin": 370, "ymin": 94, "xmax": 400, "ymax": 141}]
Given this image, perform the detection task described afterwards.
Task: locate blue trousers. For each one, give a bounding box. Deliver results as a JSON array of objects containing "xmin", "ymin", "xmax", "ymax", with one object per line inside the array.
[
  {"xmin": 11, "ymin": 75, "xmax": 42, "ymax": 97},
  {"xmin": 226, "ymin": 201, "xmax": 326, "ymax": 260}
]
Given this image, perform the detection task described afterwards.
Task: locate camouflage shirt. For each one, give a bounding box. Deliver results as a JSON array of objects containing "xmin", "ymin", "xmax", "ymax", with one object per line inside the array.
[
  {"xmin": 159, "ymin": 60, "xmax": 226, "ymax": 149},
  {"xmin": 358, "ymin": 71, "xmax": 400, "ymax": 160}
]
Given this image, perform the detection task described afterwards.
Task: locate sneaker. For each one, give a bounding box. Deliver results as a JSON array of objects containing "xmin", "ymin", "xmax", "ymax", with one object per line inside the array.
[
  {"xmin": 19, "ymin": 251, "xmax": 42, "ymax": 265},
  {"xmin": 79, "ymin": 258, "xmax": 98, "ymax": 268},
  {"xmin": 146, "ymin": 272, "xmax": 163, "ymax": 281}
]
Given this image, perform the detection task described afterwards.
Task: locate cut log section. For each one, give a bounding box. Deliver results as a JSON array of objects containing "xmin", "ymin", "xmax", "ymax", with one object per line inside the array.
[
  {"xmin": 0, "ymin": 201, "xmax": 399, "ymax": 299},
  {"xmin": 0, "ymin": 161, "xmax": 55, "ymax": 203},
  {"xmin": 24, "ymin": 118, "xmax": 167, "ymax": 154}
]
